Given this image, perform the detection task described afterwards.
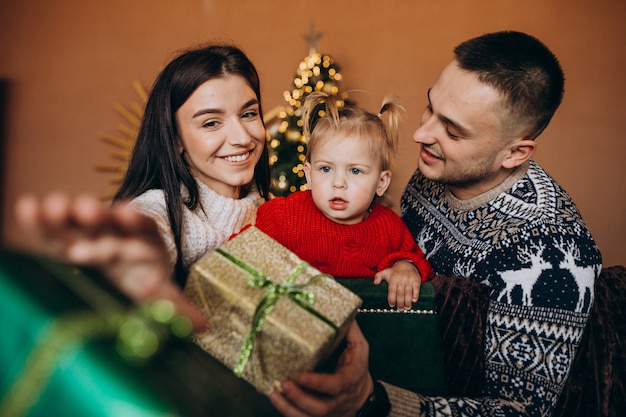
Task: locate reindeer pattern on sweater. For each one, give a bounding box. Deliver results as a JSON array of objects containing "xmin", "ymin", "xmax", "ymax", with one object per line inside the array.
[{"xmin": 396, "ymin": 160, "xmax": 602, "ymax": 417}]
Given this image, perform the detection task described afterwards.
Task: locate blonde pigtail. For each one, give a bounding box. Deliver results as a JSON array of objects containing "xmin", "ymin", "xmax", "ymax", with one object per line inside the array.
[
  {"xmin": 302, "ymin": 91, "xmax": 341, "ymax": 139},
  {"xmin": 378, "ymin": 95, "xmax": 405, "ymax": 153}
]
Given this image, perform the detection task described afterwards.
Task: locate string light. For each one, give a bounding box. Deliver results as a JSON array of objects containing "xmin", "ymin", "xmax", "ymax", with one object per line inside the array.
[{"xmin": 267, "ymin": 51, "xmax": 349, "ymax": 197}]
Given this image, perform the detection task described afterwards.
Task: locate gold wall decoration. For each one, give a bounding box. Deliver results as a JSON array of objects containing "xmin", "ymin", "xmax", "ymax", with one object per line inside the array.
[{"xmin": 95, "ymin": 81, "xmax": 147, "ymax": 200}]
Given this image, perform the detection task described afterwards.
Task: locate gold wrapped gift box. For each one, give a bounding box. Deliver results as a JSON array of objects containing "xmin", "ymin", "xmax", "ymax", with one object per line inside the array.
[{"xmin": 183, "ymin": 226, "xmax": 362, "ymax": 395}]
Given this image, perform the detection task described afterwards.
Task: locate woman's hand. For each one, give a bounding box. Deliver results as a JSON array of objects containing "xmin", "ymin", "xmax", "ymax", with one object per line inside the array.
[{"xmin": 14, "ymin": 193, "xmax": 205, "ymax": 329}]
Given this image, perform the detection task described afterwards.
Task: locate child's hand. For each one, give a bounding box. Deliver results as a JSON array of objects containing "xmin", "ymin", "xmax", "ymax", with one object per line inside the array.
[{"xmin": 373, "ymin": 261, "xmax": 422, "ymax": 310}]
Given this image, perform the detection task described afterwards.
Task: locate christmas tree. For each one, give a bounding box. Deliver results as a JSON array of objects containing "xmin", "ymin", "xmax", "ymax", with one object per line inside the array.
[{"xmin": 266, "ymin": 24, "xmax": 350, "ymax": 196}]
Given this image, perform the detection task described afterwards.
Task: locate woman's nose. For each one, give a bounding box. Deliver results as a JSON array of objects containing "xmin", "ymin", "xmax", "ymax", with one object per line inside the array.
[{"xmin": 227, "ymin": 120, "xmax": 253, "ymax": 146}]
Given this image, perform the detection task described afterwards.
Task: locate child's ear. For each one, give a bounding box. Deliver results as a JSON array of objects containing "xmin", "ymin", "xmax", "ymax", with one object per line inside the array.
[
  {"xmin": 304, "ymin": 161, "xmax": 312, "ymax": 185},
  {"xmin": 502, "ymin": 139, "xmax": 536, "ymax": 169},
  {"xmin": 376, "ymin": 170, "xmax": 392, "ymax": 197}
]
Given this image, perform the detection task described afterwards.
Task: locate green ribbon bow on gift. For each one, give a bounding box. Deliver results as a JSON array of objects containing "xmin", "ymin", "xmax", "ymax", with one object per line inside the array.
[{"xmin": 214, "ymin": 248, "xmax": 339, "ymax": 377}]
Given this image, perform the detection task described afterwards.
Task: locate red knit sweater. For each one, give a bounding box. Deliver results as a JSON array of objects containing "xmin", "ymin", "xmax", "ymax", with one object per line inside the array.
[{"xmin": 254, "ymin": 191, "xmax": 433, "ymax": 280}]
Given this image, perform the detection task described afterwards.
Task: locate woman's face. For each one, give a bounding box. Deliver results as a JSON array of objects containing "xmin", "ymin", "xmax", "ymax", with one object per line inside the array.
[{"xmin": 175, "ymin": 75, "xmax": 265, "ymax": 198}]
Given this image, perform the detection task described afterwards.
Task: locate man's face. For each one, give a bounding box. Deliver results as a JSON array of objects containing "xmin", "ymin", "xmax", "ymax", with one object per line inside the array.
[{"xmin": 413, "ymin": 61, "xmax": 518, "ymax": 200}]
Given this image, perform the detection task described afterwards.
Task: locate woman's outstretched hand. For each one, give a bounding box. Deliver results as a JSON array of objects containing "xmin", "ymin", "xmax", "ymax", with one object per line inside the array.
[{"xmin": 14, "ymin": 193, "xmax": 205, "ymax": 329}]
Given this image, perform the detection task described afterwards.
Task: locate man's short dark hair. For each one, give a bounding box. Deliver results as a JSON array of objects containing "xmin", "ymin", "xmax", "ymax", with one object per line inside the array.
[{"xmin": 454, "ymin": 31, "xmax": 565, "ymax": 139}]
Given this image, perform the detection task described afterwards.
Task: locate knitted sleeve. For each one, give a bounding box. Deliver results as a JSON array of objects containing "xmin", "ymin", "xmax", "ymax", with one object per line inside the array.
[
  {"xmin": 254, "ymin": 196, "xmax": 288, "ymax": 244},
  {"xmin": 375, "ymin": 208, "xmax": 434, "ymax": 282},
  {"xmin": 127, "ymin": 190, "xmax": 177, "ymax": 268},
  {"xmin": 382, "ymin": 300, "xmax": 591, "ymax": 417}
]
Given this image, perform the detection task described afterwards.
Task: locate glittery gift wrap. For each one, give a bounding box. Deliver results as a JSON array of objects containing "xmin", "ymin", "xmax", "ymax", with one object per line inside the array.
[
  {"xmin": 184, "ymin": 226, "xmax": 362, "ymax": 395},
  {"xmin": 0, "ymin": 249, "xmax": 282, "ymax": 417},
  {"xmin": 336, "ymin": 278, "xmax": 448, "ymax": 396}
]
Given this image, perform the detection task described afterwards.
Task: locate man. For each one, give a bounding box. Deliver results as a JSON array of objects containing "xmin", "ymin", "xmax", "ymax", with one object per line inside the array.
[
  {"xmin": 15, "ymin": 31, "xmax": 602, "ymax": 417},
  {"xmin": 268, "ymin": 31, "xmax": 602, "ymax": 416}
]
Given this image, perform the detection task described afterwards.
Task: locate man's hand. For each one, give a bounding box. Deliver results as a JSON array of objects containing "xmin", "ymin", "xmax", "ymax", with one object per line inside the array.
[{"xmin": 269, "ymin": 321, "xmax": 373, "ymax": 417}]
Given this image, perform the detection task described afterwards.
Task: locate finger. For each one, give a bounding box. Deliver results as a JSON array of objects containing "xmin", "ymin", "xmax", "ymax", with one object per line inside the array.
[
  {"xmin": 278, "ymin": 379, "xmax": 330, "ymax": 417},
  {"xmin": 387, "ymin": 280, "xmax": 397, "ymax": 307},
  {"xmin": 15, "ymin": 194, "xmax": 80, "ymax": 257},
  {"xmin": 412, "ymin": 279, "xmax": 421, "ymax": 302},
  {"xmin": 268, "ymin": 389, "xmax": 311, "ymax": 417},
  {"xmin": 14, "ymin": 194, "xmax": 40, "ymax": 233},
  {"xmin": 346, "ymin": 320, "xmax": 367, "ymax": 345},
  {"xmin": 41, "ymin": 193, "xmax": 73, "ymax": 229},
  {"xmin": 111, "ymin": 203, "xmax": 164, "ymax": 241},
  {"xmin": 404, "ymin": 281, "xmax": 413, "ymax": 309},
  {"xmin": 65, "ymin": 239, "xmax": 113, "ymax": 264},
  {"xmin": 71, "ymin": 195, "xmax": 113, "ymax": 231}
]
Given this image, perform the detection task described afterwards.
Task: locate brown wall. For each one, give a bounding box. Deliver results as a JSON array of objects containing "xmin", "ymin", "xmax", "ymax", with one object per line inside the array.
[{"xmin": 1, "ymin": 0, "xmax": 624, "ymax": 266}]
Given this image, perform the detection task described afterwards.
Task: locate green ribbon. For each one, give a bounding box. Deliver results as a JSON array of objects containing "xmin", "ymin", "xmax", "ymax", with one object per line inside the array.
[{"xmin": 214, "ymin": 248, "xmax": 339, "ymax": 377}]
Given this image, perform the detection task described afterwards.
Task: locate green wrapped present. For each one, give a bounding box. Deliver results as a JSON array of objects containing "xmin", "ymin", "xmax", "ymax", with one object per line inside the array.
[
  {"xmin": 0, "ymin": 249, "xmax": 281, "ymax": 417},
  {"xmin": 335, "ymin": 278, "xmax": 448, "ymax": 396}
]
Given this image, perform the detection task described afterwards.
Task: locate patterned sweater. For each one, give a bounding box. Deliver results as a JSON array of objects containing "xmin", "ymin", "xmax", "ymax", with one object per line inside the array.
[
  {"xmin": 255, "ymin": 190, "xmax": 433, "ymax": 280},
  {"xmin": 128, "ymin": 179, "xmax": 262, "ymax": 271},
  {"xmin": 391, "ymin": 160, "xmax": 602, "ymax": 416}
]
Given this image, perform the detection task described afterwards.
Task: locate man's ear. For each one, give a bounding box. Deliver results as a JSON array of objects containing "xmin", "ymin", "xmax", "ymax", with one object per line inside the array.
[
  {"xmin": 376, "ymin": 170, "xmax": 392, "ymax": 197},
  {"xmin": 502, "ymin": 139, "xmax": 536, "ymax": 169},
  {"xmin": 304, "ymin": 161, "xmax": 312, "ymax": 185}
]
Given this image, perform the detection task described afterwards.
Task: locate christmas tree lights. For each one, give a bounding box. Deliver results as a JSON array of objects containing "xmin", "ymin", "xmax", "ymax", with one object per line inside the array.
[{"xmin": 267, "ymin": 29, "xmax": 350, "ymax": 196}]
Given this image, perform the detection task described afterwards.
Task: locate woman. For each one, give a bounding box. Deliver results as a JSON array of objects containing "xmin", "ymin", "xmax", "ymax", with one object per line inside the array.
[
  {"xmin": 15, "ymin": 43, "xmax": 272, "ymax": 324},
  {"xmin": 113, "ymin": 44, "xmax": 271, "ymax": 286}
]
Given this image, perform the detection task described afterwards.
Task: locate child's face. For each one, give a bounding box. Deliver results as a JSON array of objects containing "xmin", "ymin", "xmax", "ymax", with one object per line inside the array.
[
  {"xmin": 304, "ymin": 134, "xmax": 391, "ymax": 225},
  {"xmin": 175, "ymin": 75, "xmax": 265, "ymax": 198}
]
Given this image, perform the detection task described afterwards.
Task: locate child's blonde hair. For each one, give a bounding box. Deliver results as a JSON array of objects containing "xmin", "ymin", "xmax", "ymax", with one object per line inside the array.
[{"xmin": 302, "ymin": 92, "xmax": 405, "ymax": 174}]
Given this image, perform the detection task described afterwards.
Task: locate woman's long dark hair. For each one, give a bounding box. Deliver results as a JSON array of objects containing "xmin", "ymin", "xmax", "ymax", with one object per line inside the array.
[{"xmin": 114, "ymin": 44, "xmax": 271, "ymax": 286}]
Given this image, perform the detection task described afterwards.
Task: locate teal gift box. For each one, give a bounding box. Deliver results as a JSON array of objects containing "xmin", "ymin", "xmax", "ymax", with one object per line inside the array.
[
  {"xmin": 335, "ymin": 278, "xmax": 448, "ymax": 396},
  {"xmin": 0, "ymin": 249, "xmax": 281, "ymax": 417}
]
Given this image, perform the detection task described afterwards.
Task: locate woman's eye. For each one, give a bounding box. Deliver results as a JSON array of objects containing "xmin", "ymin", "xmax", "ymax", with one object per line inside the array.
[
  {"xmin": 242, "ymin": 110, "xmax": 259, "ymax": 119},
  {"xmin": 202, "ymin": 120, "xmax": 219, "ymax": 128},
  {"xmin": 320, "ymin": 166, "xmax": 331, "ymax": 173}
]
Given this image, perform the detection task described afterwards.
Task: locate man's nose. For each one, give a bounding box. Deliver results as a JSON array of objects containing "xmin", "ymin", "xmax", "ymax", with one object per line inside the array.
[{"xmin": 413, "ymin": 117, "xmax": 437, "ymax": 145}]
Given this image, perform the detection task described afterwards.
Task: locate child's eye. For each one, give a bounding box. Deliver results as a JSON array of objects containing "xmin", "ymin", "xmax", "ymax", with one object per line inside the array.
[
  {"xmin": 349, "ymin": 168, "xmax": 362, "ymax": 175},
  {"xmin": 320, "ymin": 166, "xmax": 331, "ymax": 173}
]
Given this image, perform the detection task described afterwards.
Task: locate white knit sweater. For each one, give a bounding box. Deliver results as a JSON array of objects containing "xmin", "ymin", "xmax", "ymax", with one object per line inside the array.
[{"xmin": 128, "ymin": 179, "xmax": 262, "ymax": 271}]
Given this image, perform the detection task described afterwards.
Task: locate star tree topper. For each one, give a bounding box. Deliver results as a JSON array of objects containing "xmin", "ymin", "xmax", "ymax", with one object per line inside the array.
[{"xmin": 303, "ymin": 22, "xmax": 324, "ymax": 55}]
